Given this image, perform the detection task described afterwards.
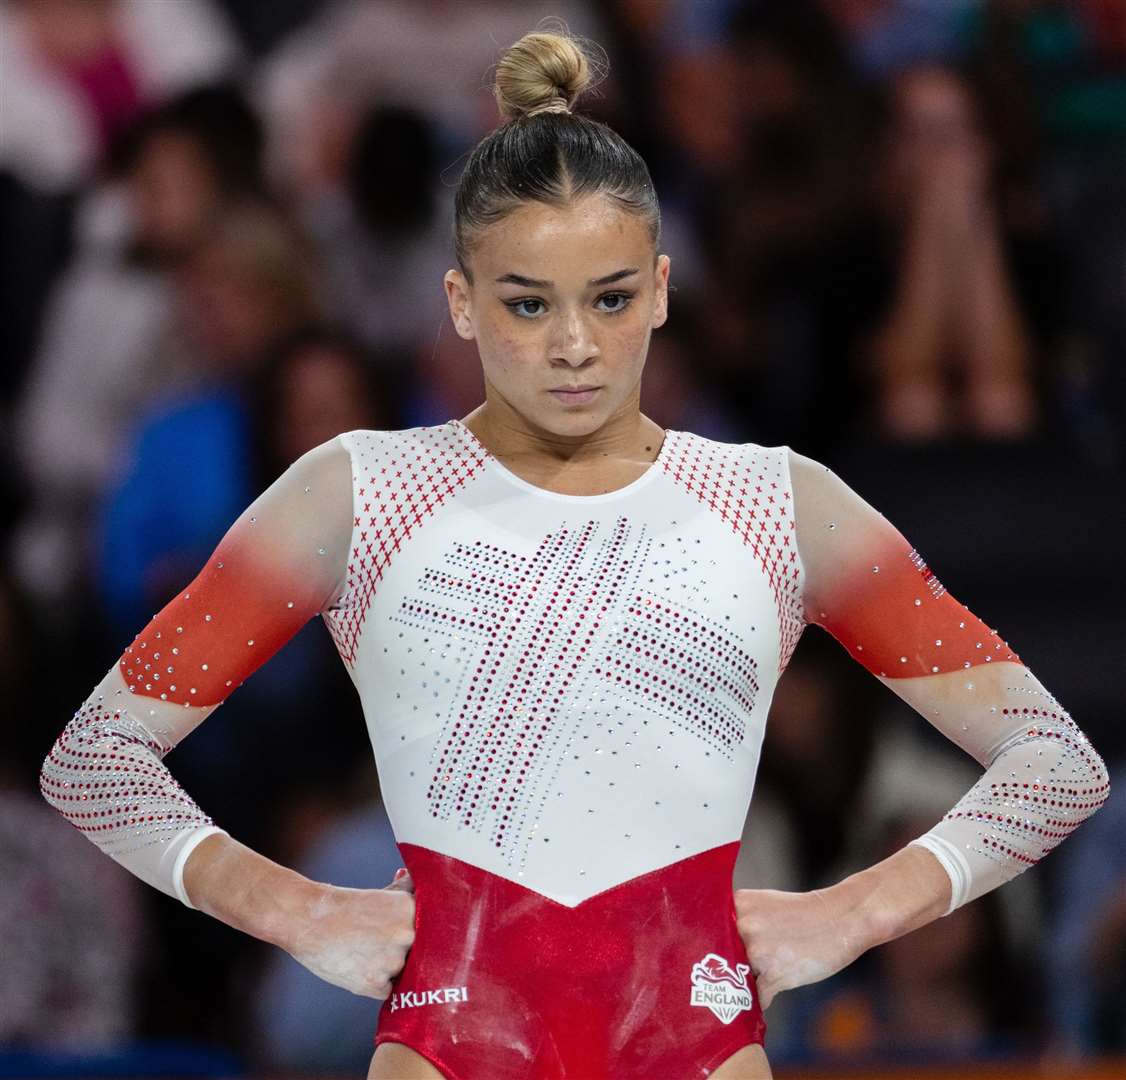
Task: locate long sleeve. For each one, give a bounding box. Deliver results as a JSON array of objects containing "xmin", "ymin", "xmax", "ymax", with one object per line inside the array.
[
  {"xmin": 788, "ymin": 448, "xmax": 1109, "ymax": 912},
  {"xmin": 39, "ymin": 434, "xmax": 355, "ymax": 908}
]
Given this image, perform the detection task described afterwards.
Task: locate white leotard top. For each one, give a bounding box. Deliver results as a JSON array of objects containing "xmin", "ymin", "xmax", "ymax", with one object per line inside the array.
[{"xmin": 324, "ymin": 421, "xmax": 802, "ymax": 904}]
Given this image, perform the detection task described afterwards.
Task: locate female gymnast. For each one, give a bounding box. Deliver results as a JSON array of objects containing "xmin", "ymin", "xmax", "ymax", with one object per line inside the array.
[{"xmin": 41, "ymin": 29, "xmax": 1109, "ymax": 1080}]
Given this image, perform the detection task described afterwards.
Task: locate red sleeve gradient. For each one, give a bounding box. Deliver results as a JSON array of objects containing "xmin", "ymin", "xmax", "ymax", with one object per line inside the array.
[{"xmin": 812, "ymin": 531, "xmax": 1019, "ymax": 679}]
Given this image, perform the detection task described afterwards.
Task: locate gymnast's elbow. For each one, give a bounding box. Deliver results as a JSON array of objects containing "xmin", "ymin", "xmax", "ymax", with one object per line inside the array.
[
  {"xmin": 1067, "ymin": 724, "xmax": 1111, "ymax": 832},
  {"xmin": 1088, "ymin": 741, "xmax": 1111, "ymax": 812}
]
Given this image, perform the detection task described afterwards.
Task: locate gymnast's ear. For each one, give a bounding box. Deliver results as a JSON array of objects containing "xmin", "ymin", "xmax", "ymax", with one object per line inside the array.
[
  {"xmin": 652, "ymin": 253, "xmax": 670, "ymax": 329},
  {"xmin": 444, "ymin": 269, "xmax": 476, "ymax": 340}
]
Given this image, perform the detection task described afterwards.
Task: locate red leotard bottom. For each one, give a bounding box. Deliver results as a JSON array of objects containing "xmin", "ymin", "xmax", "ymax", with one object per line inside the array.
[{"xmin": 374, "ymin": 841, "xmax": 765, "ymax": 1079}]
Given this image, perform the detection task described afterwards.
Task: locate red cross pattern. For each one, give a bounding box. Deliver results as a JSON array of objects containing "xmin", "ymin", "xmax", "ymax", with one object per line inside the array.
[
  {"xmin": 324, "ymin": 426, "xmax": 488, "ymax": 666},
  {"xmin": 659, "ymin": 432, "xmax": 804, "ymax": 672}
]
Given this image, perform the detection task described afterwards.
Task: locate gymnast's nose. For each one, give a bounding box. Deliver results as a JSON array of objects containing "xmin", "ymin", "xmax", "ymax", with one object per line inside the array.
[{"xmin": 550, "ymin": 306, "xmax": 599, "ymax": 368}]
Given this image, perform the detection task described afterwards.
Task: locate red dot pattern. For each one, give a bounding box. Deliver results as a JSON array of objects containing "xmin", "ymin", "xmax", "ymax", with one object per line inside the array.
[
  {"xmin": 942, "ymin": 704, "xmax": 1110, "ymax": 868},
  {"xmin": 396, "ymin": 513, "xmax": 761, "ymax": 866},
  {"xmin": 325, "ymin": 426, "xmax": 488, "ymax": 666},
  {"xmin": 659, "ymin": 433, "xmax": 803, "ymax": 672},
  {"xmin": 417, "ymin": 519, "xmax": 632, "ymax": 858},
  {"xmin": 599, "ymin": 597, "xmax": 759, "ymax": 755},
  {"xmin": 39, "ymin": 700, "xmax": 213, "ymax": 848}
]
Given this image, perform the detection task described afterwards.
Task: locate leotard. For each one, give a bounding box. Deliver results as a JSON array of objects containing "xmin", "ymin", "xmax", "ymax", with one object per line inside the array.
[{"xmin": 41, "ymin": 422, "xmax": 1109, "ymax": 1079}]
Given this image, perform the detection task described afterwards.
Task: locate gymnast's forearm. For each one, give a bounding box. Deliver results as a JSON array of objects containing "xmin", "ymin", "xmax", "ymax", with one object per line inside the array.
[
  {"xmin": 39, "ymin": 681, "xmax": 319, "ymax": 952},
  {"xmin": 823, "ymin": 844, "xmax": 953, "ymax": 953},
  {"xmin": 39, "ymin": 435, "xmax": 357, "ymax": 926},
  {"xmin": 181, "ymin": 830, "xmax": 317, "ymax": 948},
  {"xmin": 39, "ymin": 678, "xmax": 415, "ymax": 998},
  {"xmin": 907, "ymin": 673, "xmax": 1110, "ymax": 913}
]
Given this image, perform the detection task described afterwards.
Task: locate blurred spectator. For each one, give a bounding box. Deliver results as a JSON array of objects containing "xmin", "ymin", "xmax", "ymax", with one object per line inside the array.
[
  {"xmin": 249, "ymin": 325, "xmax": 399, "ymax": 481},
  {"xmin": 255, "ymin": 0, "xmax": 605, "ymax": 184},
  {"xmin": 593, "ymin": 2, "xmax": 716, "ymax": 295},
  {"xmin": 1048, "ymin": 763, "xmax": 1126, "ymax": 1055},
  {"xmin": 0, "ymin": 0, "xmax": 241, "ymax": 389},
  {"xmin": 0, "ymin": 0, "xmax": 239, "ymax": 195},
  {"xmin": 868, "ymin": 63, "xmax": 1038, "ymax": 441},
  {"xmin": 816, "ymin": 62, "xmax": 1058, "ymax": 444},
  {"xmin": 95, "ymin": 203, "xmax": 319, "ymax": 636},
  {"xmin": 115, "ymin": 83, "xmax": 269, "ymax": 259},
  {"xmin": 668, "ymin": 3, "xmax": 871, "ymax": 451},
  {"xmin": 12, "ymin": 85, "xmax": 268, "ymax": 612},
  {"xmin": 961, "ymin": 0, "xmax": 1126, "ymax": 463},
  {"xmin": 300, "ymin": 103, "xmax": 454, "ymax": 366}
]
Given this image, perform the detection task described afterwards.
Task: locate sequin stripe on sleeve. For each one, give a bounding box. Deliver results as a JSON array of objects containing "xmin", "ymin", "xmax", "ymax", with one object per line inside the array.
[
  {"xmin": 904, "ymin": 668, "xmax": 1110, "ymax": 912},
  {"xmin": 39, "ymin": 666, "xmax": 227, "ymax": 907}
]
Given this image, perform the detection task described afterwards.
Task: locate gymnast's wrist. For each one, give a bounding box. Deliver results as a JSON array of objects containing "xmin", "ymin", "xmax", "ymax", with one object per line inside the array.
[
  {"xmin": 842, "ymin": 844, "xmax": 954, "ymax": 950},
  {"xmin": 182, "ymin": 831, "xmax": 317, "ymax": 949}
]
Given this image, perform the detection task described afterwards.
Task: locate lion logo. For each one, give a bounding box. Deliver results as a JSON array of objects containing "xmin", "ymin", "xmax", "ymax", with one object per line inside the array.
[{"xmin": 689, "ymin": 952, "xmax": 754, "ymax": 1024}]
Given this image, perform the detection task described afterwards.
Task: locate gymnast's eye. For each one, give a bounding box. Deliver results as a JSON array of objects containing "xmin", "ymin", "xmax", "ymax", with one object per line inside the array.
[
  {"xmin": 505, "ymin": 298, "xmax": 546, "ymax": 319},
  {"xmin": 596, "ymin": 291, "xmax": 633, "ymax": 314}
]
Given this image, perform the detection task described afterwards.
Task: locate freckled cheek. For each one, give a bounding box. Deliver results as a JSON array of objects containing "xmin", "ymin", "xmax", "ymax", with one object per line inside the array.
[
  {"xmin": 477, "ymin": 324, "xmax": 543, "ymax": 384},
  {"xmin": 609, "ymin": 324, "xmax": 651, "ymax": 370},
  {"xmin": 494, "ymin": 329, "xmax": 529, "ymax": 358}
]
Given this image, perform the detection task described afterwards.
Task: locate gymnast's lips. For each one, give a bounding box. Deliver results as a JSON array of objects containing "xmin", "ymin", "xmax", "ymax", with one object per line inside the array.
[{"xmin": 549, "ymin": 385, "xmax": 601, "ymax": 405}]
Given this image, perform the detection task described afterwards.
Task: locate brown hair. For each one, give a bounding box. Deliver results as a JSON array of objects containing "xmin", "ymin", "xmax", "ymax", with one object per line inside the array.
[{"xmin": 454, "ymin": 25, "xmax": 660, "ymax": 280}]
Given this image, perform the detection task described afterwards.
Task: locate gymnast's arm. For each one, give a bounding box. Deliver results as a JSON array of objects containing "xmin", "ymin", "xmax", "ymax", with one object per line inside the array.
[
  {"xmin": 38, "ymin": 435, "xmax": 414, "ymax": 998},
  {"xmin": 737, "ymin": 449, "xmax": 1110, "ymax": 1005}
]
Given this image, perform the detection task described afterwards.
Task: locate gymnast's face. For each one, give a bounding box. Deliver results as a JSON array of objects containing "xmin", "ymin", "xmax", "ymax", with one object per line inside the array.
[{"xmin": 444, "ymin": 194, "xmax": 670, "ymax": 439}]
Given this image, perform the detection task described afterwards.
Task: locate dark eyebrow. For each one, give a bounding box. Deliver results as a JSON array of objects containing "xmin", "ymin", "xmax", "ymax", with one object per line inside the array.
[
  {"xmin": 494, "ymin": 268, "xmax": 640, "ymax": 288},
  {"xmin": 495, "ymin": 273, "xmax": 551, "ymax": 288},
  {"xmin": 592, "ymin": 267, "xmax": 640, "ymax": 286}
]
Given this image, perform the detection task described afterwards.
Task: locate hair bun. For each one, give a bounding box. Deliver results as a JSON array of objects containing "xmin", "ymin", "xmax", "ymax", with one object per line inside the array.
[{"xmin": 493, "ymin": 28, "xmax": 597, "ymax": 121}]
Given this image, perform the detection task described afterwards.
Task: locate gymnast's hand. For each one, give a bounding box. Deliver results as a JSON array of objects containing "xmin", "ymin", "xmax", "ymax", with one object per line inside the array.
[
  {"xmin": 283, "ymin": 868, "xmax": 416, "ymax": 1000},
  {"xmin": 735, "ymin": 847, "xmax": 953, "ymax": 1008},
  {"xmin": 733, "ymin": 886, "xmax": 868, "ymax": 1009}
]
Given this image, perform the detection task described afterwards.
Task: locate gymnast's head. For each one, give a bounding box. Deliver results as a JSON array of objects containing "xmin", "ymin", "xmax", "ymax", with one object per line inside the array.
[{"xmin": 444, "ymin": 27, "xmax": 670, "ymax": 438}]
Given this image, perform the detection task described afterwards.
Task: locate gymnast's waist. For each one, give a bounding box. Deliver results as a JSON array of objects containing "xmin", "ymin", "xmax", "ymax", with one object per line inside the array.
[{"xmin": 397, "ymin": 841, "xmax": 744, "ymax": 975}]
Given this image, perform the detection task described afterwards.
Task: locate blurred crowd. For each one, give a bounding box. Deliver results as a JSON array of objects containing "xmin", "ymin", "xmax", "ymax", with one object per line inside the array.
[{"xmin": 1, "ymin": 0, "xmax": 1124, "ymax": 1075}]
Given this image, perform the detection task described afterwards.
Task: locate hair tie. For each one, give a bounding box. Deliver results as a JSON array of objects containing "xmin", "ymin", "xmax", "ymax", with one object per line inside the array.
[{"xmin": 526, "ymin": 97, "xmax": 571, "ymax": 118}]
